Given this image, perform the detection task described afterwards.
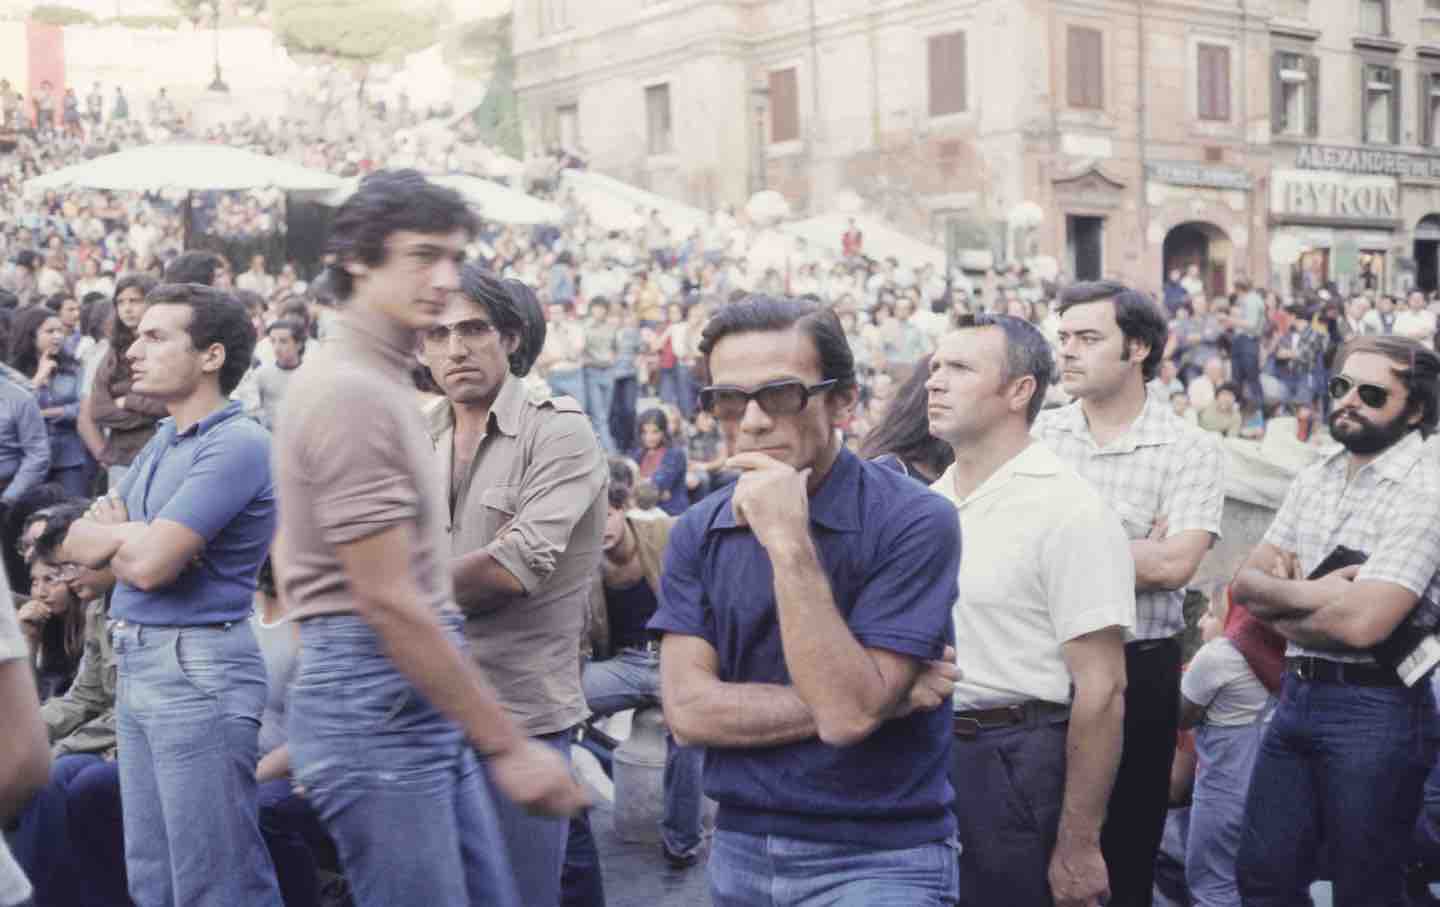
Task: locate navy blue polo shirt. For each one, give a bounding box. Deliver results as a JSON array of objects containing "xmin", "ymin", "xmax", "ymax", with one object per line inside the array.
[
  {"xmin": 649, "ymin": 448, "xmax": 960, "ymax": 846},
  {"xmin": 110, "ymin": 400, "xmax": 276, "ymax": 626}
]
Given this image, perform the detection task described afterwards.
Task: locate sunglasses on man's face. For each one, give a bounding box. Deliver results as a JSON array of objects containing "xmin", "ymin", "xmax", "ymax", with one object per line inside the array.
[
  {"xmin": 1328, "ymin": 374, "xmax": 1391, "ymax": 409},
  {"xmin": 698, "ymin": 378, "xmax": 837, "ymax": 420}
]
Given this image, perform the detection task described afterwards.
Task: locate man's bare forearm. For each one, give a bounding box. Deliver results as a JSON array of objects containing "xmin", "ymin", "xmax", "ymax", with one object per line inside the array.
[
  {"xmin": 452, "ymin": 550, "xmax": 525, "ymax": 614},
  {"xmin": 770, "ymin": 539, "xmax": 895, "ymax": 743},
  {"xmin": 667, "ymin": 680, "xmax": 816, "ymax": 748},
  {"xmin": 1232, "ymin": 568, "xmax": 1326, "ymax": 621},
  {"xmin": 61, "ymin": 519, "xmax": 139, "ymax": 568},
  {"xmin": 1056, "ymin": 679, "xmax": 1125, "ymax": 846}
]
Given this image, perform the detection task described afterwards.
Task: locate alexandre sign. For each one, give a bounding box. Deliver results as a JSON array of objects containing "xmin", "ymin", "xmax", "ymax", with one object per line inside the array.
[
  {"xmin": 1295, "ymin": 144, "xmax": 1440, "ymax": 180},
  {"xmin": 1271, "ymin": 169, "xmax": 1399, "ymax": 222}
]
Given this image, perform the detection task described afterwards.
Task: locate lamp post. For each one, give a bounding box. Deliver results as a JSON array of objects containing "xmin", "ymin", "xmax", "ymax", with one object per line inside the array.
[{"xmin": 208, "ymin": 0, "xmax": 229, "ymax": 93}]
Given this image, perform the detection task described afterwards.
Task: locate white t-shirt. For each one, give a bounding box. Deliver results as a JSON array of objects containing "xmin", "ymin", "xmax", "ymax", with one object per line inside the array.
[
  {"xmin": 0, "ymin": 579, "xmax": 35, "ymax": 907},
  {"xmin": 935, "ymin": 443, "xmax": 1136, "ymax": 709},
  {"xmin": 1181, "ymin": 637, "xmax": 1270, "ymax": 727}
]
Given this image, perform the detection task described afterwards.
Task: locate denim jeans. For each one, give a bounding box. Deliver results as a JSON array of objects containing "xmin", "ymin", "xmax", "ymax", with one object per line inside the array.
[
  {"xmin": 257, "ymin": 778, "xmax": 334, "ymax": 907},
  {"xmin": 709, "ymin": 830, "xmax": 960, "ymax": 906},
  {"xmin": 548, "ymin": 368, "xmax": 584, "ymax": 408},
  {"xmin": 948, "ymin": 717, "xmax": 1067, "ymax": 907},
  {"xmin": 1186, "ymin": 721, "xmax": 1265, "ymax": 907},
  {"xmin": 581, "ymin": 366, "xmax": 616, "ymax": 451},
  {"xmin": 609, "ymin": 373, "xmax": 639, "ymax": 454},
  {"xmin": 582, "ymin": 648, "xmax": 704, "ymax": 855},
  {"xmin": 561, "ymin": 809, "xmax": 607, "ymax": 907},
  {"xmin": 6, "ymin": 755, "xmax": 108, "ymax": 907},
  {"xmin": 288, "ymin": 614, "xmax": 520, "ymax": 907},
  {"xmin": 112, "ymin": 620, "xmax": 282, "ymax": 907},
  {"xmin": 1230, "ymin": 334, "xmax": 1264, "ymax": 412},
  {"xmin": 1237, "ymin": 674, "xmax": 1439, "ymax": 906},
  {"xmin": 480, "ymin": 728, "xmax": 574, "ymax": 907},
  {"xmin": 658, "ymin": 367, "xmax": 696, "ymax": 420}
]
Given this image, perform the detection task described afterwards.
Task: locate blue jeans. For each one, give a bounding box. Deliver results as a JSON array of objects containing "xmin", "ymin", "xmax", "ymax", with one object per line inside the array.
[
  {"xmin": 581, "ymin": 366, "xmax": 616, "ymax": 451},
  {"xmin": 582, "ymin": 648, "xmax": 704, "ymax": 856},
  {"xmin": 1230, "ymin": 334, "xmax": 1264, "ymax": 411},
  {"xmin": 658, "ymin": 367, "xmax": 696, "ymax": 420},
  {"xmin": 1187, "ymin": 721, "xmax": 1265, "ymax": 907},
  {"xmin": 1237, "ymin": 674, "xmax": 1439, "ymax": 906},
  {"xmin": 609, "ymin": 373, "xmax": 639, "ymax": 454},
  {"xmin": 480, "ymin": 728, "xmax": 574, "ymax": 907},
  {"xmin": 6, "ymin": 754, "xmax": 121, "ymax": 907},
  {"xmin": 288, "ymin": 614, "xmax": 520, "ymax": 907},
  {"xmin": 561, "ymin": 809, "xmax": 607, "ymax": 907},
  {"xmin": 112, "ymin": 620, "xmax": 282, "ymax": 907},
  {"xmin": 549, "ymin": 368, "xmax": 584, "ymax": 407},
  {"xmin": 709, "ymin": 830, "xmax": 959, "ymax": 906},
  {"xmin": 257, "ymin": 778, "xmax": 334, "ymax": 907}
]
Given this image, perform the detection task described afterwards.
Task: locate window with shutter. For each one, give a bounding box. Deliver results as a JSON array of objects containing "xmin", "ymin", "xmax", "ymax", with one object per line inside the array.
[
  {"xmin": 928, "ymin": 32, "xmax": 967, "ymax": 118},
  {"xmin": 1198, "ymin": 44, "xmax": 1232, "ymax": 122},
  {"xmin": 645, "ymin": 83, "xmax": 672, "ymax": 155},
  {"xmin": 769, "ymin": 68, "xmax": 800, "ymax": 144},
  {"xmin": 1067, "ymin": 27, "xmax": 1103, "ymax": 109}
]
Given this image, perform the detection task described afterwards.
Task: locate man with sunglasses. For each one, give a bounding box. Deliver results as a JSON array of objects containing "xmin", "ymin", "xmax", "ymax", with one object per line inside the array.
[
  {"xmin": 420, "ymin": 265, "xmax": 606, "ymax": 907},
  {"xmin": 651, "ymin": 295, "xmax": 961, "ymax": 904},
  {"xmin": 1033, "ymin": 280, "xmax": 1224, "ymax": 907},
  {"xmin": 1231, "ymin": 335, "xmax": 1440, "ymax": 905}
]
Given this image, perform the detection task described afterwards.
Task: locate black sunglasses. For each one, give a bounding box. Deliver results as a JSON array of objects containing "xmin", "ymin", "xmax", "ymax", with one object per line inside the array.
[
  {"xmin": 1329, "ymin": 374, "xmax": 1390, "ymax": 409},
  {"xmin": 698, "ymin": 379, "xmax": 838, "ymax": 420}
]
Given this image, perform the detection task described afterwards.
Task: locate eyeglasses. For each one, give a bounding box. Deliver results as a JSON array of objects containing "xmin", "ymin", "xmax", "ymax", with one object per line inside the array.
[
  {"xmin": 422, "ymin": 319, "xmax": 497, "ymax": 347},
  {"xmin": 1328, "ymin": 374, "xmax": 1390, "ymax": 409},
  {"xmin": 698, "ymin": 379, "xmax": 837, "ymax": 420}
]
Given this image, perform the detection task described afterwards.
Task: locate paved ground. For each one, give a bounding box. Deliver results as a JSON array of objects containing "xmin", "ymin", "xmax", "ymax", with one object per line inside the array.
[{"xmin": 589, "ymin": 799, "xmax": 712, "ymax": 907}]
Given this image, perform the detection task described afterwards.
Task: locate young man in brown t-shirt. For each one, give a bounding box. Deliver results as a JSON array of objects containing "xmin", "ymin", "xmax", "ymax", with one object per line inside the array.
[{"xmin": 272, "ymin": 170, "xmax": 586, "ymax": 907}]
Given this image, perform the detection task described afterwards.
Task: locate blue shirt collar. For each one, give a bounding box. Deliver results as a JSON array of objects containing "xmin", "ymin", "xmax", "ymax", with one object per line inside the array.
[
  {"xmin": 713, "ymin": 446, "xmax": 862, "ymax": 533},
  {"xmin": 160, "ymin": 399, "xmax": 245, "ymax": 443}
]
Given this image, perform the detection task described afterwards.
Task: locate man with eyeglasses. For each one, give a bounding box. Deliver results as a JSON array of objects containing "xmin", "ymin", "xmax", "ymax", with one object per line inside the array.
[
  {"xmin": 651, "ymin": 295, "xmax": 961, "ymax": 904},
  {"xmin": 1231, "ymin": 335, "xmax": 1440, "ymax": 905},
  {"xmin": 419, "ymin": 265, "xmax": 606, "ymax": 907},
  {"xmin": 1033, "ymin": 280, "xmax": 1224, "ymax": 907}
]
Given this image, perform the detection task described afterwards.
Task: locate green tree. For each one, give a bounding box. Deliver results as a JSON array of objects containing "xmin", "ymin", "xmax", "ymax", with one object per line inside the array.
[
  {"xmin": 271, "ymin": 0, "xmax": 442, "ymax": 102},
  {"xmin": 468, "ymin": 15, "xmax": 521, "ymax": 159}
]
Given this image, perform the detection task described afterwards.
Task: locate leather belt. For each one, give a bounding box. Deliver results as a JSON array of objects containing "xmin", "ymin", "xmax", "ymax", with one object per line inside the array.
[
  {"xmin": 1286, "ymin": 656, "xmax": 1402, "ymax": 687},
  {"xmin": 953, "ymin": 700, "xmax": 1069, "ymax": 739}
]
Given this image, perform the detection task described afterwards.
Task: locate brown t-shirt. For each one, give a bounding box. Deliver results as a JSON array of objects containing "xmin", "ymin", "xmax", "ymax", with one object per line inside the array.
[{"xmin": 274, "ymin": 312, "xmax": 456, "ymax": 622}]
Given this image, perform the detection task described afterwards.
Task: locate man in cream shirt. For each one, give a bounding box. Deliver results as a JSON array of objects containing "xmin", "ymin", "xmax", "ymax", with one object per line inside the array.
[{"xmin": 926, "ymin": 315, "xmax": 1134, "ymax": 907}]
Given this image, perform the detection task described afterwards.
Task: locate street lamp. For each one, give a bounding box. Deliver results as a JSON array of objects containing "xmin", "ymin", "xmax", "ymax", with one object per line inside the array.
[{"xmin": 208, "ymin": 0, "xmax": 229, "ymax": 93}]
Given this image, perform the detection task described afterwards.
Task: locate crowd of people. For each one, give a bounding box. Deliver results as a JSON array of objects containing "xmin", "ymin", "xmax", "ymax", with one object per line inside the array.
[{"xmin": 6, "ymin": 68, "xmax": 1440, "ymax": 907}]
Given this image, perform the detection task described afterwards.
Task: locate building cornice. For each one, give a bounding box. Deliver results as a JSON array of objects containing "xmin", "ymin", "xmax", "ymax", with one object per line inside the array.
[
  {"xmin": 1267, "ymin": 21, "xmax": 1322, "ymax": 43},
  {"xmin": 1351, "ymin": 35, "xmax": 1404, "ymax": 55}
]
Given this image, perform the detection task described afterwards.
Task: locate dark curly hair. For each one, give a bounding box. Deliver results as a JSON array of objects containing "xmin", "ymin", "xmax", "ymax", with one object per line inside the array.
[
  {"xmin": 143, "ymin": 283, "xmax": 256, "ymax": 395},
  {"xmin": 455, "ymin": 265, "xmax": 546, "ymax": 377},
  {"xmin": 9, "ymin": 306, "xmax": 77, "ymax": 378},
  {"xmin": 325, "ymin": 169, "xmax": 478, "ymax": 301}
]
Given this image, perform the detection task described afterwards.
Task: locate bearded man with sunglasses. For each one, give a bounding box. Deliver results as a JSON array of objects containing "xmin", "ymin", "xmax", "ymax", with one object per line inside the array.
[
  {"xmin": 651, "ymin": 295, "xmax": 962, "ymax": 905},
  {"xmin": 1231, "ymin": 335, "xmax": 1440, "ymax": 905}
]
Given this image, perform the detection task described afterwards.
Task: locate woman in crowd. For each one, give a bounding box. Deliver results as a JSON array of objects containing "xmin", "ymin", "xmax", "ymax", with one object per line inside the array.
[
  {"xmin": 77, "ymin": 273, "xmax": 163, "ymax": 489},
  {"xmin": 858, "ymin": 354, "xmax": 954, "ymax": 484},
  {"xmin": 16, "ymin": 538, "xmax": 88, "ymax": 701},
  {"xmin": 12, "ymin": 306, "xmax": 91, "ymax": 497},
  {"xmin": 630, "ymin": 407, "xmax": 688, "ymax": 517}
]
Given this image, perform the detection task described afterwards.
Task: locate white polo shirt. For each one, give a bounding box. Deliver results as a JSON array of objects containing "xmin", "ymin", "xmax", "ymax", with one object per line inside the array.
[{"xmin": 934, "ymin": 442, "xmax": 1136, "ymax": 711}]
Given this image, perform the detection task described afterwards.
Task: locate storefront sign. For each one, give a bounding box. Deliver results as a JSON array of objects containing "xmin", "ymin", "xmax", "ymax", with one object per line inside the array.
[
  {"xmin": 1295, "ymin": 144, "xmax": 1440, "ymax": 180},
  {"xmin": 1146, "ymin": 161, "xmax": 1252, "ymax": 190},
  {"xmin": 1271, "ymin": 170, "xmax": 1399, "ymax": 222}
]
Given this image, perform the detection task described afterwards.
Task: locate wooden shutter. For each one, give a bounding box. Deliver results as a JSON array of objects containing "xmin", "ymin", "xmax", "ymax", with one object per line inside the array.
[
  {"xmin": 1067, "ymin": 27, "xmax": 1103, "ymax": 109},
  {"xmin": 1306, "ymin": 54, "xmax": 1321, "ymax": 136},
  {"xmin": 928, "ymin": 32, "xmax": 967, "ymax": 117},
  {"xmin": 769, "ymin": 68, "xmax": 799, "ymax": 143},
  {"xmin": 1199, "ymin": 44, "xmax": 1231, "ymax": 121}
]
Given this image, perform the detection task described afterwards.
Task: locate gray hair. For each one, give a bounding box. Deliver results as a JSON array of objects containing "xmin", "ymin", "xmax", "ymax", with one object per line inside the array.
[{"xmin": 969, "ymin": 313, "xmax": 1055, "ymax": 424}]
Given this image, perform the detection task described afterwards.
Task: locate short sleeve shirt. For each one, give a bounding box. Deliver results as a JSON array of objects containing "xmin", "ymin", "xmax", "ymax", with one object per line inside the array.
[
  {"xmin": 1033, "ymin": 395, "xmax": 1225, "ymax": 640},
  {"xmin": 1263, "ymin": 430, "xmax": 1440, "ymax": 662},
  {"xmin": 649, "ymin": 449, "xmax": 959, "ymax": 847},
  {"xmin": 1182, "ymin": 638, "xmax": 1270, "ymax": 726},
  {"xmin": 275, "ymin": 314, "xmax": 456, "ymax": 622}
]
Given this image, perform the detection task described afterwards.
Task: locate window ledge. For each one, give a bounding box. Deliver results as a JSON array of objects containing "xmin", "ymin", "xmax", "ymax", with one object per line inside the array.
[
  {"xmin": 1353, "ymin": 35, "xmax": 1404, "ymax": 54},
  {"xmin": 1418, "ymin": 43, "xmax": 1440, "ymax": 60},
  {"xmin": 1269, "ymin": 21, "xmax": 1321, "ymax": 42}
]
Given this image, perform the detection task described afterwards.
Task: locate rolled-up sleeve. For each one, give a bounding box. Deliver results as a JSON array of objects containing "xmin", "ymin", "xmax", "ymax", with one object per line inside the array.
[
  {"xmin": 485, "ymin": 414, "xmax": 605, "ymax": 594},
  {"xmin": 650, "ymin": 512, "xmax": 716, "ymax": 645}
]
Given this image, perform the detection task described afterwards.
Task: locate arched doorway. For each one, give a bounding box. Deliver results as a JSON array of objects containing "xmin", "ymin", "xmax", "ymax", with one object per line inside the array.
[
  {"xmin": 1415, "ymin": 215, "xmax": 1440, "ymax": 293},
  {"xmin": 1163, "ymin": 222, "xmax": 1232, "ymax": 299}
]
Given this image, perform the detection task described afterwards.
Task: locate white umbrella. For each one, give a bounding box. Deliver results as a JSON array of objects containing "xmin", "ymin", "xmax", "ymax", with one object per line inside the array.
[
  {"xmin": 782, "ymin": 213, "xmax": 946, "ymax": 271},
  {"xmin": 322, "ymin": 173, "xmax": 564, "ymax": 226},
  {"xmin": 559, "ymin": 169, "xmax": 708, "ymax": 235},
  {"xmin": 745, "ymin": 189, "xmax": 791, "ymax": 225},
  {"xmin": 25, "ymin": 143, "xmax": 344, "ymax": 194}
]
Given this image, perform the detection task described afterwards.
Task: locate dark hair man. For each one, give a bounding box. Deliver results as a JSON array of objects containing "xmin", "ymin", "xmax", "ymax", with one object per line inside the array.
[
  {"xmin": 927, "ymin": 315, "xmax": 1132, "ymax": 907},
  {"xmin": 1032, "ymin": 280, "xmax": 1224, "ymax": 907},
  {"xmin": 1230, "ymin": 278, "xmax": 1266, "ymax": 412},
  {"xmin": 272, "ymin": 170, "xmax": 585, "ymax": 907},
  {"xmin": 162, "ymin": 250, "xmax": 230, "ymax": 288},
  {"xmin": 244, "ymin": 318, "xmax": 304, "ymax": 430},
  {"xmin": 419, "ymin": 265, "xmax": 606, "ymax": 905},
  {"xmin": 60, "ymin": 282, "xmax": 283, "ymax": 905},
  {"xmin": 1232, "ymin": 335, "xmax": 1440, "ymax": 904},
  {"xmin": 651, "ymin": 295, "xmax": 961, "ymax": 903}
]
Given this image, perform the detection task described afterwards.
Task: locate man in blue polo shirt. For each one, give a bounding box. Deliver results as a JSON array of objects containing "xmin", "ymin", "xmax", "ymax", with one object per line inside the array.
[
  {"xmin": 62, "ymin": 282, "xmax": 282, "ymax": 906},
  {"xmin": 652, "ymin": 295, "xmax": 961, "ymax": 906}
]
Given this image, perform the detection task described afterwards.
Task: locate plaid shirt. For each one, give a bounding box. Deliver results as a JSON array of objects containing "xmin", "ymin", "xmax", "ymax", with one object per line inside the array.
[
  {"xmin": 1264, "ymin": 430, "xmax": 1440, "ymax": 662},
  {"xmin": 1033, "ymin": 396, "xmax": 1225, "ymax": 639}
]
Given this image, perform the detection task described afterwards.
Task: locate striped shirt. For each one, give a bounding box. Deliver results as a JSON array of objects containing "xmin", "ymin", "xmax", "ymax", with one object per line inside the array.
[
  {"xmin": 1264, "ymin": 430, "xmax": 1440, "ymax": 663},
  {"xmin": 1033, "ymin": 395, "xmax": 1224, "ymax": 640}
]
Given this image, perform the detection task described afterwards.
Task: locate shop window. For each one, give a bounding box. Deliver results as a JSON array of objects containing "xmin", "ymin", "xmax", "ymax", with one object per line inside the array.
[
  {"xmin": 1362, "ymin": 63, "xmax": 1399, "ymax": 145},
  {"xmin": 1274, "ymin": 52, "xmax": 1319, "ymax": 137}
]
